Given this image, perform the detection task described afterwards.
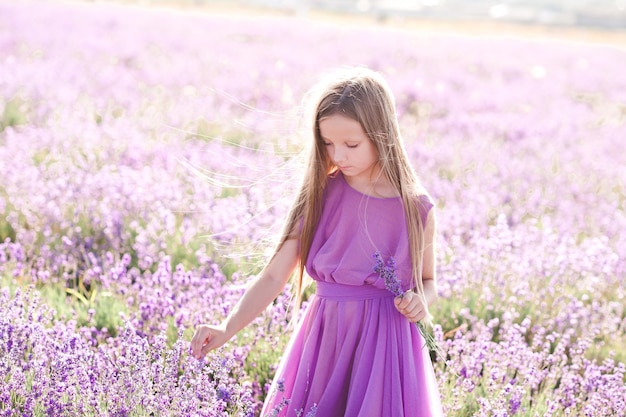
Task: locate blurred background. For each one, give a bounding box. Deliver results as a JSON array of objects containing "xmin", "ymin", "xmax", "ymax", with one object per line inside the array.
[{"xmin": 101, "ymin": 0, "xmax": 626, "ymax": 29}]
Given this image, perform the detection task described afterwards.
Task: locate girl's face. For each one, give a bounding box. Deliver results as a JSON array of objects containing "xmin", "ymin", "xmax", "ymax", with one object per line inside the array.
[{"xmin": 319, "ymin": 113, "xmax": 380, "ymax": 183}]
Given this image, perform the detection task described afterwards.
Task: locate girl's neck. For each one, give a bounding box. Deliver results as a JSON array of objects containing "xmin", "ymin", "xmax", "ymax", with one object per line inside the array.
[{"xmin": 342, "ymin": 171, "xmax": 399, "ymax": 199}]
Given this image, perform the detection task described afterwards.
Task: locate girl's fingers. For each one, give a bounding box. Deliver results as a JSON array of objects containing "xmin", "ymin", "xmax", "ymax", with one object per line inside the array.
[
  {"xmin": 394, "ymin": 291, "xmax": 426, "ymax": 321},
  {"xmin": 191, "ymin": 325, "xmax": 229, "ymax": 358},
  {"xmin": 394, "ymin": 292, "xmax": 412, "ymax": 309},
  {"xmin": 191, "ymin": 326, "xmax": 211, "ymax": 358},
  {"xmin": 405, "ymin": 303, "xmax": 422, "ymax": 321},
  {"xmin": 408, "ymin": 308, "xmax": 425, "ymax": 322}
]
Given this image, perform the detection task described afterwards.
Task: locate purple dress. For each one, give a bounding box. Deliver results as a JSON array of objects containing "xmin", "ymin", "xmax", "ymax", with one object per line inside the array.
[{"xmin": 261, "ymin": 172, "xmax": 443, "ymax": 417}]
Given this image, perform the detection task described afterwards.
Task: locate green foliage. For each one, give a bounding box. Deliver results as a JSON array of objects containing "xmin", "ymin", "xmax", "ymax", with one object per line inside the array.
[
  {"xmin": 0, "ymin": 218, "xmax": 16, "ymax": 243},
  {"xmin": 166, "ymin": 213, "xmax": 205, "ymax": 270},
  {"xmin": 219, "ymin": 187, "xmax": 240, "ymax": 199},
  {"xmin": 586, "ymin": 333, "xmax": 626, "ymax": 368},
  {"xmin": 191, "ymin": 118, "xmax": 255, "ymax": 149},
  {"xmin": 0, "ymin": 96, "xmax": 29, "ymax": 132},
  {"xmin": 0, "ymin": 190, "xmax": 16, "ymax": 242},
  {"xmin": 2, "ymin": 270, "xmax": 128, "ymax": 338},
  {"xmin": 31, "ymin": 147, "xmax": 53, "ymax": 166},
  {"xmin": 238, "ymin": 328, "xmax": 291, "ymax": 396}
]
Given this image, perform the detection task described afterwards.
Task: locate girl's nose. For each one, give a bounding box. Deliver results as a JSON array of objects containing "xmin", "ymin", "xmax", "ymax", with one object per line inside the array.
[{"xmin": 334, "ymin": 148, "xmax": 346, "ymax": 163}]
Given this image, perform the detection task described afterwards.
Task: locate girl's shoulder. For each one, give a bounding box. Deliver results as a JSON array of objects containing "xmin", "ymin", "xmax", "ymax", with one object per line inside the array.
[
  {"xmin": 412, "ymin": 189, "xmax": 435, "ymax": 223},
  {"xmin": 415, "ymin": 192, "xmax": 433, "ymax": 208}
]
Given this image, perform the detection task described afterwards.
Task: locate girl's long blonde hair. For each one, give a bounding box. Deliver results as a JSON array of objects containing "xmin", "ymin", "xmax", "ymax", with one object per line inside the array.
[{"xmin": 275, "ymin": 67, "xmax": 432, "ymax": 322}]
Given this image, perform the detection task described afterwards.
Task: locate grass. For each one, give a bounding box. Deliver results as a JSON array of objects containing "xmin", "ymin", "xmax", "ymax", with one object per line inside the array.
[
  {"xmin": 236, "ymin": 324, "xmax": 292, "ymax": 397},
  {"xmin": 2, "ymin": 270, "xmax": 128, "ymax": 338}
]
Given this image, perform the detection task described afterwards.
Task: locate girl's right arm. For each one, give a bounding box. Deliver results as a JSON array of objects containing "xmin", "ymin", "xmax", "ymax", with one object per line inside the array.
[{"xmin": 190, "ymin": 236, "xmax": 300, "ymax": 359}]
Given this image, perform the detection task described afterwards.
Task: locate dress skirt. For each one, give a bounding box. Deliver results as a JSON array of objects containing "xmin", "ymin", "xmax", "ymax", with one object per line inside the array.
[{"xmin": 261, "ymin": 281, "xmax": 443, "ymax": 417}]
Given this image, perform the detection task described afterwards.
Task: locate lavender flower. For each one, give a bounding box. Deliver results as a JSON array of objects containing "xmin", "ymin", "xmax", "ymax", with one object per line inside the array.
[
  {"xmin": 373, "ymin": 251, "xmax": 403, "ymax": 297},
  {"xmin": 304, "ymin": 404, "xmax": 318, "ymax": 417}
]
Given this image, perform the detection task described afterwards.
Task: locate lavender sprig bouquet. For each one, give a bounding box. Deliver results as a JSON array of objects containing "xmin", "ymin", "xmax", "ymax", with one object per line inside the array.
[{"xmin": 373, "ymin": 251, "xmax": 442, "ymax": 358}]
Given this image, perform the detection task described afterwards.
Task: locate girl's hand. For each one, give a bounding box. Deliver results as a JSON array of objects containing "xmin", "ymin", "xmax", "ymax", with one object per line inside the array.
[
  {"xmin": 190, "ymin": 324, "xmax": 229, "ymax": 359},
  {"xmin": 394, "ymin": 291, "xmax": 426, "ymax": 322}
]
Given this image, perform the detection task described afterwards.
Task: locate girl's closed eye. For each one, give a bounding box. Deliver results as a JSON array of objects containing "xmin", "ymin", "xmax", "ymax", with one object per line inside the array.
[{"xmin": 322, "ymin": 140, "xmax": 357, "ymax": 148}]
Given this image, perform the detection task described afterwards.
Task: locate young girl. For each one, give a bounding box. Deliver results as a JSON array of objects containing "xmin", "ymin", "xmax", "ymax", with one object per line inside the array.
[{"xmin": 191, "ymin": 68, "xmax": 443, "ymax": 416}]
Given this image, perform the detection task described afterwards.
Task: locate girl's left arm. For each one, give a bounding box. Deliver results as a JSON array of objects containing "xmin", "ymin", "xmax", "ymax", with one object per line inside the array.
[
  {"xmin": 421, "ymin": 208, "xmax": 438, "ymax": 307},
  {"xmin": 395, "ymin": 209, "xmax": 438, "ymax": 322}
]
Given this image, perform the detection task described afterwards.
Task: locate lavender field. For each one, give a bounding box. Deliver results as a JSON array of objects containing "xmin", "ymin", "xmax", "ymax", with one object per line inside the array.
[{"xmin": 1, "ymin": 1, "xmax": 625, "ymax": 416}]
